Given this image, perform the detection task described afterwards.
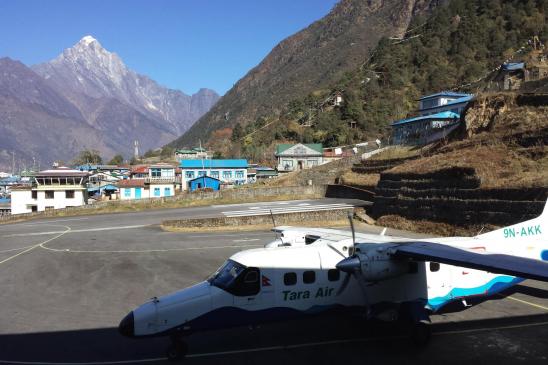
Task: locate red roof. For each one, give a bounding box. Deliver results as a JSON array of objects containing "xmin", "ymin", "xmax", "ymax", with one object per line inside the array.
[
  {"xmin": 131, "ymin": 166, "xmax": 148, "ymax": 174},
  {"xmin": 117, "ymin": 179, "xmax": 145, "ymax": 188}
]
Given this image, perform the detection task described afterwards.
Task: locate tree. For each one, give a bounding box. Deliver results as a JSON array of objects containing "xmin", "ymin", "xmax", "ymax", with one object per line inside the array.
[
  {"xmin": 231, "ymin": 123, "xmax": 244, "ymax": 142},
  {"xmin": 73, "ymin": 149, "xmax": 103, "ymax": 165},
  {"xmin": 108, "ymin": 154, "xmax": 124, "ymax": 165}
]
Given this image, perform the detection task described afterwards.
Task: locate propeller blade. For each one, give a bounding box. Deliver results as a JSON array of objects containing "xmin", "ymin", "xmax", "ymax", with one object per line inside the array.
[{"xmin": 336, "ymin": 256, "xmax": 360, "ymax": 273}]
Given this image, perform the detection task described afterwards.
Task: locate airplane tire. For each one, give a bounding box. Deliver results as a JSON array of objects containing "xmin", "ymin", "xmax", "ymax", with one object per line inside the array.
[
  {"xmin": 166, "ymin": 340, "xmax": 188, "ymax": 362},
  {"xmin": 410, "ymin": 321, "xmax": 431, "ymax": 346}
]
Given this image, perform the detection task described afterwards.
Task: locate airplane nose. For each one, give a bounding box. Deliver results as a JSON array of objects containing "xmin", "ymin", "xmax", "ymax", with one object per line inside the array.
[{"xmin": 118, "ymin": 311, "xmax": 134, "ymax": 337}]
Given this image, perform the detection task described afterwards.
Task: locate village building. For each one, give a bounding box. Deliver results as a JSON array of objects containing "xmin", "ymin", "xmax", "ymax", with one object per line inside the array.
[
  {"xmin": 10, "ymin": 167, "xmax": 88, "ymax": 215},
  {"xmin": 118, "ymin": 164, "xmax": 177, "ymax": 200},
  {"xmin": 256, "ymin": 167, "xmax": 278, "ymax": 180},
  {"xmin": 391, "ymin": 91, "xmax": 473, "ymax": 145},
  {"xmin": 175, "ymin": 147, "xmax": 211, "ymax": 160},
  {"xmin": 275, "ymin": 143, "xmax": 324, "ymax": 172},
  {"xmin": 179, "ymin": 159, "xmax": 248, "ymax": 191},
  {"xmin": 188, "ymin": 176, "xmax": 221, "ymax": 192}
]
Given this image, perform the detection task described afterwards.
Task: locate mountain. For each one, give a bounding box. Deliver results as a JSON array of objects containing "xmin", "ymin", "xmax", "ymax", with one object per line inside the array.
[
  {"xmin": 33, "ymin": 36, "xmax": 220, "ymax": 136},
  {"xmin": 0, "ymin": 57, "xmax": 117, "ymax": 169},
  {"xmin": 0, "ymin": 36, "xmax": 219, "ymax": 172},
  {"xmin": 171, "ymin": 0, "xmax": 440, "ymax": 148}
]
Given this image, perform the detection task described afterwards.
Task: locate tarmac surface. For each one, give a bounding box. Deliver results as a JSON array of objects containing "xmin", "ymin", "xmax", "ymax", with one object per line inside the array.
[{"xmin": 0, "ymin": 198, "xmax": 547, "ymax": 364}]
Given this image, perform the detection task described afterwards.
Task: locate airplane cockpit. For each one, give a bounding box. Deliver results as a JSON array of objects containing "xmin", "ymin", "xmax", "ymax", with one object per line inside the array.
[{"xmin": 207, "ymin": 259, "xmax": 260, "ymax": 296}]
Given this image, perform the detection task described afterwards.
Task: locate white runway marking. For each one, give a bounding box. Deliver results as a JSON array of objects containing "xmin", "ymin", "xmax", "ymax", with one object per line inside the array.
[
  {"xmin": 39, "ymin": 243, "xmax": 262, "ymax": 254},
  {"xmin": 19, "ymin": 217, "xmax": 90, "ymax": 225},
  {"xmin": 2, "ymin": 225, "xmax": 147, "ymax": 238},
  {"xmin": 0, "ymin": 226, "xmax": 71, "ymax": 266},
  {"xmin": 2, "ymin": 321, "xmax": 547, "ymax": 364},
  {"xmin": 223, "ymin": 203, "xmax": 352, "ymax": 217}
]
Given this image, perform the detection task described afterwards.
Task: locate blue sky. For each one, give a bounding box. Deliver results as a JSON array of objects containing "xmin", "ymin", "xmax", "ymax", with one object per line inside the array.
[{"xmin": 0, "ymin": 0, "xmax": 339, "ymax": 95}]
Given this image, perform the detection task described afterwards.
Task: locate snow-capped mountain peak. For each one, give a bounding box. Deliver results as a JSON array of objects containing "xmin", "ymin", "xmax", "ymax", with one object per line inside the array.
[{"xmin": 80, "ymin": 35, "xmax": 97, "ymax": 46}]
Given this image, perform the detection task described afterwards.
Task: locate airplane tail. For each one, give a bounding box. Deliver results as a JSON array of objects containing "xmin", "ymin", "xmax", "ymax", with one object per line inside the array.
[{"xmin": 477, "ymin": 199, "xmax": 547, "ymax": 245}]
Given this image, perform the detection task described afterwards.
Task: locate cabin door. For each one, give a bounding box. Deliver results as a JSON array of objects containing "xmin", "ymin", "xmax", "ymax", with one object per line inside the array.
[{"xmin": 426, "ymin": 261, "xmax": 453, "ymax": 301}]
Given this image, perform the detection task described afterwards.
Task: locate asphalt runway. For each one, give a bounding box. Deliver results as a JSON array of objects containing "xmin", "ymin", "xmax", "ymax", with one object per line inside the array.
[{"xmin": 0, "ymin": 198, "xmax": 547, "ymax": 364}]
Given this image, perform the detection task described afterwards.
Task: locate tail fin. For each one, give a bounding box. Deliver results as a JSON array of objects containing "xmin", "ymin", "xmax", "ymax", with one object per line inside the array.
[{"xmin": 478, "ymin": 199, "xmax": 547, "ymax": 241}]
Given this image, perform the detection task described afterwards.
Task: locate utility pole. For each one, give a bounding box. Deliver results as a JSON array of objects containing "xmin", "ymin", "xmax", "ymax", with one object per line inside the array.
[{"xmin": 11, "ymin": 151, "xmax": 15, "ymax": 176}]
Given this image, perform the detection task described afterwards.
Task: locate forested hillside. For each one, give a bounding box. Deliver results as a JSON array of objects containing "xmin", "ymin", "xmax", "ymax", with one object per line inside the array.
[{"xmin": 200, "ymin": 0, "xmax": 547, "ymax": 163}]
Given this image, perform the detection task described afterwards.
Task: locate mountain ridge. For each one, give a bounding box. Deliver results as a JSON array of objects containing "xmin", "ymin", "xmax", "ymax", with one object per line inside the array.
[{"xmin": 171, "ymin": 0, "xmax": 441, "ymax": 148}]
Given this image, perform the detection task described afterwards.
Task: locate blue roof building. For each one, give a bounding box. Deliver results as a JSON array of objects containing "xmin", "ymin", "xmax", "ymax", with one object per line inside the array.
[
  {"xmin": 390, "ymin": 91, "xmax": 474, "ymax": 146},
  {"xmin": 418, "ymin": 91, "xmax": 473, "ymax": 116},
  {"xmin": 391, "ymin": 111, "xmax": 461, "ymax": 145},
  {"xmin": 188, "ymin": 176, "xmax": 221, "ymax": 192},
  {"xmin": 179, "ymin": 159, "xmax": 248, "ymax": 190}
]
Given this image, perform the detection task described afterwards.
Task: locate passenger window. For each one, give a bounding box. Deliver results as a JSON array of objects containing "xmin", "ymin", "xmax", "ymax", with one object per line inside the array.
[
  {"xmin": 284, "ymin": 272, "xmax": 297, "ymax": 286},
  {"xmin": 328, "ymin": 269, "xmax": 340, "ymax": 282},
  {"xmin": 430, "ymin": 262, "xmax": 440, "ymax": 272},
  {"xmin": 303, "ymin": 271, "xmax": 315, "ymax": 284}
]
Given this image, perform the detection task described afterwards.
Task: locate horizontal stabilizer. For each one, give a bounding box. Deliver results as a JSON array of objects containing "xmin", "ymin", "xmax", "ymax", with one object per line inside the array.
[{"xmin": 392, "ymin": 242, "xmax": 548, "ymax": 282}]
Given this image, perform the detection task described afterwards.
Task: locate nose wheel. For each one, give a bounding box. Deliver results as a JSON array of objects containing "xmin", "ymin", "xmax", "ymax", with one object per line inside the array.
[{"xmin": 166, "ymin": 336, "xmax": 188, "ymax": 362}]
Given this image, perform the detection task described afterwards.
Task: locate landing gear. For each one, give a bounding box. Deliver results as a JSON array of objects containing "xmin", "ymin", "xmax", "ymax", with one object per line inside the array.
[
  {"xmin": 409, "ymin": 320, "xmax": 431, "ymax": 346},
  {"xmin": 166, "ymin": 336, "xmax": 188, "ymax": 362}
]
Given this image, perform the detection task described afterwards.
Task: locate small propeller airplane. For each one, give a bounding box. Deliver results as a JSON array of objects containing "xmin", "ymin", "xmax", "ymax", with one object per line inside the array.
[{"xmin": 119, "ymin": 200, "xmax": 548, "ymax": 361}]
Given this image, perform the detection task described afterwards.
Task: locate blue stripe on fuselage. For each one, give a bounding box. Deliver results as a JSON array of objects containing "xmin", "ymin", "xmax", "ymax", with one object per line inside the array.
[{"xmin": 427, "ymin": 275, "xmax": 524, "ymax": 311}]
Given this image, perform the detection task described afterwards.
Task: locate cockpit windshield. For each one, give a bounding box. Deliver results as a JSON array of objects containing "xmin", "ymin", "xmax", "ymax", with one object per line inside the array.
[{"xmin": 208, "ymin": 259, "xmax": 246, "ymax": 290}]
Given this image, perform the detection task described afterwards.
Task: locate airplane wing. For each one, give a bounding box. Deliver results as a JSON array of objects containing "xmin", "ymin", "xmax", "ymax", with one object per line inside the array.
[{"xmin": 391, "ymin": 242, "xmax": 548, "ymax": 282}]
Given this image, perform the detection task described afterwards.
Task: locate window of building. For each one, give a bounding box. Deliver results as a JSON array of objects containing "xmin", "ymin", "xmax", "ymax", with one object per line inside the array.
[
  {"xmin": 282, "ymin": 160, "xmax": 293, "ymax": 167},
  {"xmin": 31, "ymin": 206, "xmax": 37, "ymax": 212},
  {"xmin": 198, "ymin": 170, "xmax": 206, "ymax": 177},
  {"xmin": 222, "ymin": 171, "xmax": 232, "ymax": 180},
  {"xmin": 164, "ymin": 187, "xmax": 171, "ymax": 196},
  {"xmin": 161, "ymin": 169, "xmax": 174, "ymax": 177},
  {"xmin": 284, "ymin": 272, "xmax": 297, "ymax": 286},
  {"xmin": 303, "ymin": 271, "xmax": 315, "ymax": 284},
  {"xmin": 31, "ymin": 191, "xmax": 37, "ymax": 199},
  {"xmin": 65, "ymin": 190, "xmax": 75, "ymax": 199},
  {"xmin": 430, "ymin": 262, "xmax": 440, "ymax": 272},
  {"xmin": 185, "ymin": 171, "xmax": 195, "ymax": 179},
  {"xmin": 124, "ymin": 189, "xmax": 131, "ymax": 198},
  {"xmin": 151, "ymin": 168, "xmax": 161, "ymax": 178},
  {"xmin": 210, "ymin": 171, "xmax": 219, "ymax": 179},
  {"xmin": 45, "ymin": 190, "xmax": 54, "ymax": 199},
  {"xmin": 327, "ymin": 269, "xmax": 340, "ymax": 282},
  {"xmin": 235, "ymin": 170, "xmax": 244, "ymax": 179},
  {"xmin": 154, "ymin": 187, "xmax": 161, "ymax": 197}
]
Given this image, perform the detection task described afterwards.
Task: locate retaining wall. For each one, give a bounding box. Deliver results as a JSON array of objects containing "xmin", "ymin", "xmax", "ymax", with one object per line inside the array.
[
  {"xmin": 163, "ymin": 207, "xmax": 353, "ymax": 230},
  {"xmin": 372, "ymin": 167, "xmax": 547, "ymax": 226}
]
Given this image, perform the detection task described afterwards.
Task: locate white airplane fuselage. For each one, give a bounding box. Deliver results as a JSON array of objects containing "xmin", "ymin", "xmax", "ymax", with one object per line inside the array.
[{"xmin": 119, "ymin": 211, "xmax": 547, "ymax": 339}]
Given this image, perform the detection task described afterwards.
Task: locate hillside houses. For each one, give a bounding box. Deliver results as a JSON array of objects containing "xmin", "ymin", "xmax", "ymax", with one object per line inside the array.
[{"xmin": 391, "ymin": 91, "xmax": 473, "ymax": 145}]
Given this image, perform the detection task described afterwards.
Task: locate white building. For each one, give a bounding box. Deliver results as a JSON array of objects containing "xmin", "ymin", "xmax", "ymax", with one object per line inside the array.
[
  {"xmin": 10, "ymin": 167, "xmax": 88, "ymax": 215},
  {"xmin": 118, "ymin": 164, "xmax": 177, "ymax": 200},
  {"xmin": 275, "ymin": 143, "xmax": 324, "ymax": 172},
  {"xmin": 180, "ymin": 159, "xmax": 248, "ymax": 191}
]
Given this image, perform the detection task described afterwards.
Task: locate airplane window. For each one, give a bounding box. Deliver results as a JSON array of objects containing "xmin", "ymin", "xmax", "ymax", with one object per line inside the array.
[
  {"xmin": 284, "ymin": 272, "xmax": 297, "ymax": 286},
  {"xmin": 328, "ymin": 269, "xmax": 340, "ymax": 281},
  {"xmin": 430, "ymin": 262, "xmax": 440, "ymax": 272},
  {"xmin": 303, "ymin": 271, "xmax": 315, "ymax": 284},
  {"xmin": 244, "ymin": 270, "xmax": 258, "ymax": 283},
  {"xmin": 208, "ymin": 259, "xmax": 246, "ymax": 290}
]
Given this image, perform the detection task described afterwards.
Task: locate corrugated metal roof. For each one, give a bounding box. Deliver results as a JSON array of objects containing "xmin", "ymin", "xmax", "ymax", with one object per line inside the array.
[
  {"xmin": 276, "ymin": 143, "xmax": 323, "ymax": 155},
  {"xmin": 117, "ymin": 179, "xmax": 145, "ymax": 188},
  {"xmin": 419, "ymin": 95, "xmax": 474, "ymax": 113},
  {"xmin": 180, "ymin": 159, "xmax": 248, "ymax": 169},
  {"xmin": 418, "ymin": 91, "xmax": 471, "ymax": 101},
  {"xmin": 391, "ymin": 111, "xmax": 460, "ymax": 126},
  {"xmin": 502, "ymin": 62, "xmax": 525, "ymax": 71}
]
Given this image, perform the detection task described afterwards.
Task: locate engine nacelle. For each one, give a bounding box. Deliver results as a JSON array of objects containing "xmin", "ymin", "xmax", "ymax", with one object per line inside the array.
[{"xmin": 355, "ymin": 246, "xmax": 410, "ymax": 281}]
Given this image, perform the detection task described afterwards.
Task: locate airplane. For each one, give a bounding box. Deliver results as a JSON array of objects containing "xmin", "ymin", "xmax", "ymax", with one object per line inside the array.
[{"xmin": 119, "ymin": 200, "xmax": 548, "ymax": 361}]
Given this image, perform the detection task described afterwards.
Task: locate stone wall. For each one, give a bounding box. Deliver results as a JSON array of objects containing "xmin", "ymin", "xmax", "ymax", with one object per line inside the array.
[{"xmin": 163, "ymin": 207, "xmax": 353, "ymax": 230}]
